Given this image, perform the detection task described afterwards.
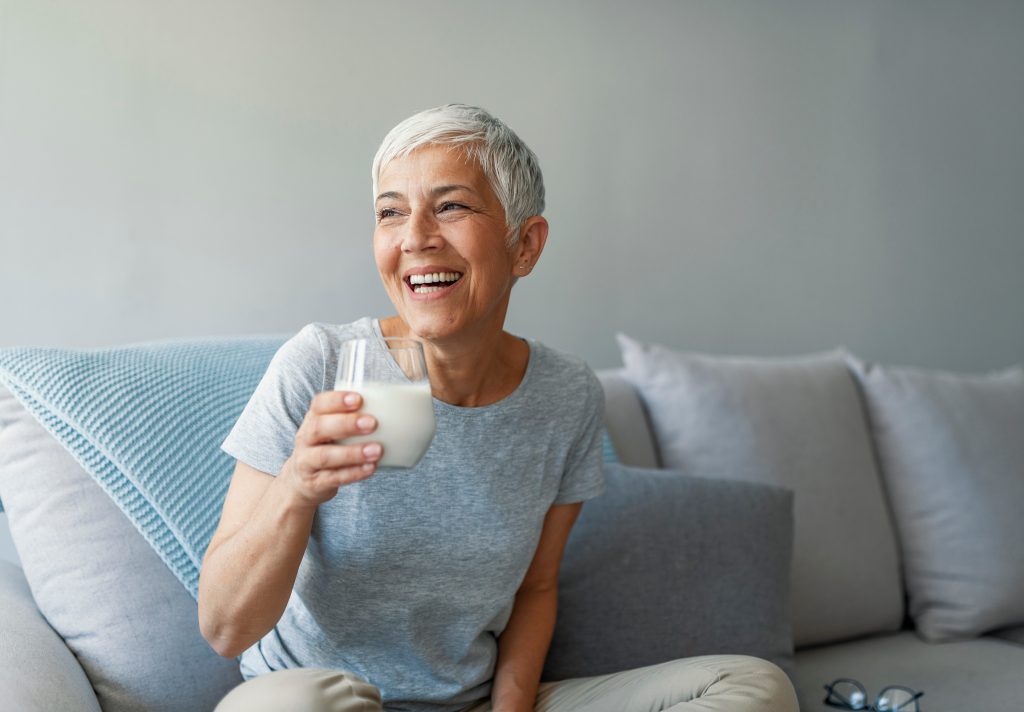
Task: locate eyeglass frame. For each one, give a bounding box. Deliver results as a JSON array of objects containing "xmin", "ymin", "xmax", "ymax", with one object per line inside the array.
[{"xmin": 823, "ymin": 677, "xmax": 925, "ymax": 711}]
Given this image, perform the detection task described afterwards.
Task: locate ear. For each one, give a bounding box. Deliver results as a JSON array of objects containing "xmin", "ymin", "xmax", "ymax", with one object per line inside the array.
[{"xmin": 511, "ymin": 216, "xmax": 548, "ymax": 277}]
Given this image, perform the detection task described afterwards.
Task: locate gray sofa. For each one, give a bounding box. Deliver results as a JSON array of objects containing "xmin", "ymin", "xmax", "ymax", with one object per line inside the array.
[{"xmin": 1, "ymin": 335, "xmax": 1023, "ymax": 711}]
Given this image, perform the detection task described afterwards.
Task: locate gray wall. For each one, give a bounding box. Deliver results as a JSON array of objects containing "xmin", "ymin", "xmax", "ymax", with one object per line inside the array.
[{"xmin": 2, "ymin": 0, "xmax": 1023, "ymax": 564}]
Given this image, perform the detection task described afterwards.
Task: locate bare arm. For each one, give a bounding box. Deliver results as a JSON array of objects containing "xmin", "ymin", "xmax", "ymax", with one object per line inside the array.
[
  {"xmin": 197, "ymin": 390, "xmax": 383, "ymax": 658},
  {"xmin": 490, "ymin": 502, "xmax": 583, "ymax": 712}
]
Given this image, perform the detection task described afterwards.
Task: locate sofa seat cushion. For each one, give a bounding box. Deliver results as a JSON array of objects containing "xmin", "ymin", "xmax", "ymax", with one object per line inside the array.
[
  {"xmin": 793, "ymin": 631, "xmax": 1024, "ymax": 711},
  {"xmin": 0, "ymin": 385, "xmax": 243, "ymax": 712},
  {"xmin": 543, "ymin": 463, "xmax": 795, "ymax": 682},
  {"xmin": 617, "ymin": 334, "xmax": 903, "ymax": 648}
]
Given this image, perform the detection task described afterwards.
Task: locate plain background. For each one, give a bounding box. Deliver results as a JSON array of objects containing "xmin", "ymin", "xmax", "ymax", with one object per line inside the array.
[{"xmin": 2, "ymin": 0, "xmax": 1022, "ymax": 564}]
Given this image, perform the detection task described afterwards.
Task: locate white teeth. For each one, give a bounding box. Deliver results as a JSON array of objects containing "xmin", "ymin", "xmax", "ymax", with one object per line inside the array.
[
  {"xmin": 408, "ymin": 271, "xmax": 463, "ymax": 285},
  {"xmin": 413, "ymin": 285, "xmax": 442, "ymax": 294}
]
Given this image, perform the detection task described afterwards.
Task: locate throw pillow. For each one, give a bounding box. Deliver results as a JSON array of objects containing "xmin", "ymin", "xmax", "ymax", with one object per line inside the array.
[
  {"xmin": 616, "ymin": 334, "xmax": 903, "ymax": 648},
  {"xmin": 0, "ymin": 336, "xmax": 286, "ymax": 596},
  {"xmin": 0, "ymin": 385, "xmax": 243, "ymax": 712},
  {"xmin": 847, "ymin": 357, "xmax": 1024, "ymax": 640},
  {"xmin": 543, "ymin": 462, "xmax": 795, "ymax": 682}
]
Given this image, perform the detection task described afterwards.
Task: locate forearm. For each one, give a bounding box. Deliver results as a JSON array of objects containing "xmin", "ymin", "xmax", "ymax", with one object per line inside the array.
[
  {"xmin": 491, "ymin": 585, "xmax": 558, "ymax": 712},
  {"xmin": 198, "ymin": 473, "xmax": 316, "ymax": 657}
]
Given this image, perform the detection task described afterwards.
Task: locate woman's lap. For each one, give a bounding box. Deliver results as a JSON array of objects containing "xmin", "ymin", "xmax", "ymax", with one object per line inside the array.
[
  {"xmin": 215, "ymin": 656, "xmax": 798, "ymax": 712},
  {"xmin": 465, "ymin": 656, "xmax": 797, "ymax": 712}
]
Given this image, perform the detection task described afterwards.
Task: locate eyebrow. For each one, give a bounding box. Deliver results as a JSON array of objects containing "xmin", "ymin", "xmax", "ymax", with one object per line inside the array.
[{"xmin": 374, "ymin": 184, "xmax": 475, "ymax": 204}]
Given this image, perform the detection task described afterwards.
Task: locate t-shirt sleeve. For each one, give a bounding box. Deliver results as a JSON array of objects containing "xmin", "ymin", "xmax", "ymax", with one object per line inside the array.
[
  {"xmin": 553, "ymin": 370, "xmax": 606, "ymax": 505},
  {"xmin": 220, "ymin": 324, "xmax": 326, "ymax": 476}
]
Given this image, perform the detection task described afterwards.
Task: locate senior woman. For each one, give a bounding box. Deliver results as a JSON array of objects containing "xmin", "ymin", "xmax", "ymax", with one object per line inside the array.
[{"xmin": 198, "ymin": 104, "xmax": 798, "ymax": 712}]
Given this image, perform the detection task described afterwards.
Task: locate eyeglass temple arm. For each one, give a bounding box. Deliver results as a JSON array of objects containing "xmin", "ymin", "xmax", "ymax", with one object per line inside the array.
[{"xmin": 891, "ymin": 689, "xmax": 925, "ymax": 711}]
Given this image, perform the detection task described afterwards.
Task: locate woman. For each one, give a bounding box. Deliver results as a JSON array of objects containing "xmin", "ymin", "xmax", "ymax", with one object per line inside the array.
[{"xmin": 198, "ymin": 104, "xmax": 798, "ymax": 712}]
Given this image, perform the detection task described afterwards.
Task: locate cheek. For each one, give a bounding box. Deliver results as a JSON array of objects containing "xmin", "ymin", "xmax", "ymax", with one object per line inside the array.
[{"xmin": 372, "ymin": 232, "xmax": 395, "ymax": 272}]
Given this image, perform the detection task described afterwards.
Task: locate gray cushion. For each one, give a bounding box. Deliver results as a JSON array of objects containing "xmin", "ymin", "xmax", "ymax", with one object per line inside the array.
[
  {"xmin": 595, "ymin": 369, "xmax": 661, "ymax": 468},
  {"xmin": 617, "ymin": 334, "xmax": 904, "ymax": 648},
  {"xmin": 848, "ymin": 358, "xmax": 1024, "ymax": 641},
  {"xmin": 542, "ymin": 463, "xmax": 795, "ymax": 682},
  {"xmin": 793, "ymin": 631, "xmax": 1024, "ymax": 711},
  {"xmin": 0, "ymin": 561, "xmax": 101, "ymax": 712},
  {"xmin": 0, "ymin": 385, "xmax": 242, "ymax": 712}
]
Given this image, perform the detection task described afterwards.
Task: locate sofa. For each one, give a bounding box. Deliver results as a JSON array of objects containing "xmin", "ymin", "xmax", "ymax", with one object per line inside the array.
[{"xmin": 1, "ymin": 332, "xmax": 1022, "ymax": 711}]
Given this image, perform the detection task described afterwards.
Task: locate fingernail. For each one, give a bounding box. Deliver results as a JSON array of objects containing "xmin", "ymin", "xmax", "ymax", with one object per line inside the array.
[
  {"xmin": 357, "ymin": 415, "xmax": 376, "ymax": 431},
  {"xmin": 344, "ymin": 393, "xmax": 360, "ymax": 407},
  {"xmin": 362, "ymin": 443, "xmax": 382, "ymax": 459}
]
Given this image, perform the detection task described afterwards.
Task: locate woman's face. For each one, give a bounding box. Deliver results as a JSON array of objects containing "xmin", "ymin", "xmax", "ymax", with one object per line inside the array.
[{"xmin": 373, "ymin": 144, "xmax": 522, "ymax": 344}]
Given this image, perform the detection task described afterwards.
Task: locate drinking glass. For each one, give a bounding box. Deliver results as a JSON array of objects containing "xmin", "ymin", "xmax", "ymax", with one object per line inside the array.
[{"xmin": 335, "ymin": 337, "xmax": 436, "ymax": 469}]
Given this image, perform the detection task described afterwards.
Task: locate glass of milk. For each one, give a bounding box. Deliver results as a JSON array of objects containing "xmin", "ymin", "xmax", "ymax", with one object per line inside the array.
[{"xmin": 335, "ymin": 337, "xmax": 436, "ymax": 469}]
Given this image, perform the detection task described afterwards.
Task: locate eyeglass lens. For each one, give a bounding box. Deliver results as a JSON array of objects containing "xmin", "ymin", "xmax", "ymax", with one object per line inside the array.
[
  {"xmin": 830, "ymin": 680, "xmax": 869, "ymax": 709},
  {"xmin": 828, "ymin": 680, "xmax": 919, "ymax": 711},
  {"xmin": 876, "ymin": 687, "xmax": 916, "ymax": 711}
]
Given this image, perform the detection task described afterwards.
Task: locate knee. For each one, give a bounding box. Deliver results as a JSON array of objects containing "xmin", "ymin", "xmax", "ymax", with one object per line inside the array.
[
  {"xmin": 720, "ymin": 656, "xmax": 799, "ymax": 712},
  {"xmin": 216, "ymin": 668, "xmax": 382, "ymax": 712}
]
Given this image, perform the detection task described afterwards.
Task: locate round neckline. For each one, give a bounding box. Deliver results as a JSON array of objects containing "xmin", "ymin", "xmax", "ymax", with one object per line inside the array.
[{"xmin": 371, "ymin": 318, "xmax": 535, "ymax": 413}]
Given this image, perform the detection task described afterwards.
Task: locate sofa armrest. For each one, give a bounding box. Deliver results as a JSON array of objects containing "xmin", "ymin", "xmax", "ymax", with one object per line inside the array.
[{"xmin": 0, "ymin": 561, "xmax": 101, "ymax": 712}]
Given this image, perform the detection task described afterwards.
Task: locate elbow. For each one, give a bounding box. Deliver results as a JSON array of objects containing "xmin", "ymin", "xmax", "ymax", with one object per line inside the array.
[
  {"xmin": 200, "ymin": 623, "xmax": 249, "ymax": 659},
  {"xmin": 213, "ymin": 640, "xmax": 247, "ymax": 660},
  {"xmin": 198, "ymin": 602, "xmax": 249, "ymax": 659}
]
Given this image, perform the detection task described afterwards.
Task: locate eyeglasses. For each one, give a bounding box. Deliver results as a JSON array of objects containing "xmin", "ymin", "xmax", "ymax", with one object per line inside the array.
[{"xmin": 823, "ymin": 678, "xmax": 924, "ymax": 711}]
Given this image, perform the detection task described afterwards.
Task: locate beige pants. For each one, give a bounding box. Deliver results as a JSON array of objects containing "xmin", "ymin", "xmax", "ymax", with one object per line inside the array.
[{"xmin": 215, "ymin": 656, "xmax": 799, "ymax": 712}]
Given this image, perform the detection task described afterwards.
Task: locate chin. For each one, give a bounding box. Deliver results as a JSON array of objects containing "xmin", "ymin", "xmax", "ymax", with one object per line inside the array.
[{"xmin": 403, "ymin": 313, "xmax": 461, "ymax": 342}]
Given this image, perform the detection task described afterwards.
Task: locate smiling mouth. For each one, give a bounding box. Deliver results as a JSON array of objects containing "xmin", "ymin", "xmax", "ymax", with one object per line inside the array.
[{"xmin": 405, "ymin": 271, "xmax": 464, "ymax": 294}]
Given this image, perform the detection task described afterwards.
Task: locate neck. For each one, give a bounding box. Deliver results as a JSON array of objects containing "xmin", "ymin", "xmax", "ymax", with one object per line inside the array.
[{"xmin": 378, "ymin": 317, "xmax": 528, "ymax": 407}]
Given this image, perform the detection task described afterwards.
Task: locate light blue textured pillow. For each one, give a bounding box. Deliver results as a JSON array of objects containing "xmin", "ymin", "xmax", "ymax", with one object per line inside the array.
[
  {"xmin": 600, "ymin": 428, "xmax": 620, "ymax": 464},
  {"xmin": 0, "ymin": 336, "xmax": 287, "ymax": 598}
]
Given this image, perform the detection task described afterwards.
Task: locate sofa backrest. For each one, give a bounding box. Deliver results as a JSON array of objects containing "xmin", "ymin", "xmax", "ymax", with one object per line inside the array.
[
  {"xmin": 603, "ymin": 346, "xmax": 907, "ymax": 649},
  {"xmin": 595, "ymin": 369, "xmax": 661, "ymax": 469}
]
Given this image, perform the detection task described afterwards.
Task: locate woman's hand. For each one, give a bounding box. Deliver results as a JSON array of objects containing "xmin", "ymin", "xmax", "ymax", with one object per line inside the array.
[{"xmin": 280, "ymin": 390, "xmax": 382, "ymax": 507}]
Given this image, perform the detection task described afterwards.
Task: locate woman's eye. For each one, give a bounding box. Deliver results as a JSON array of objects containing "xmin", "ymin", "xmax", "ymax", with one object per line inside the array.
[
  {"xmin": 376, "ymin": 208, "xmax": 399, "ymax": 220},
  {"xmin": 439, "ymin": 202, "xmax": 466, "ymax": 213}
]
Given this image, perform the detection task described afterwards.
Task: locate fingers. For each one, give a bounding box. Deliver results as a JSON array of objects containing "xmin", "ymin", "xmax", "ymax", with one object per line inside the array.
[
  {"xmin": 295, "ymin": 442, "xmax": 381, "ymax": 473},
  {"xmin": 284, "ymin": 391, "xmax": 384, "ymax": 506},
  {"xmin": 324, "ymin": 462, "xmax": 379, "ymax": 488},
  {"xmin": 309, "ymin": 390, "xmax": 362, "ymax": 415},
  {"xmin": 285, "ymin": 441, "xmax": 382, "ymax": 499},
  {"xmin": 305, "ymin": 461, "xmax": 379, "ymax": 496},
  {"xmin": 298, "ymin": 410, "xmax": 377, "ymax": 446}
]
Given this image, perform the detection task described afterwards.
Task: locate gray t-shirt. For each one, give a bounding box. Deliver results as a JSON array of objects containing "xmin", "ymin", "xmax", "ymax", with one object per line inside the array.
[{"xmin": 220, "ymin": 317, "xmax": 605, "ymax": 712}]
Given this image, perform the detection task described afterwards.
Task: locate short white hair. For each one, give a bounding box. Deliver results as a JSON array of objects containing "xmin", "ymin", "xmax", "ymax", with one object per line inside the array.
[{"xmin": 371, "ymin": 104, "xmax": 545, "ymax": 244}]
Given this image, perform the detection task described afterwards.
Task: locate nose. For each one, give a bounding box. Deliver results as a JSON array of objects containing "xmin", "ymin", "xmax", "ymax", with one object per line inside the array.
[{"xmin": 401, "ymin": 209, "xmax": 443, "ymax": 254}]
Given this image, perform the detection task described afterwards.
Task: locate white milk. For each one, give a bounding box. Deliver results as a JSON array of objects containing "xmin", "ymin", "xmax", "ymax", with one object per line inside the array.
[{"xmin": 337, "ymin": 381, "xmax": 436, "ymax": 468}]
